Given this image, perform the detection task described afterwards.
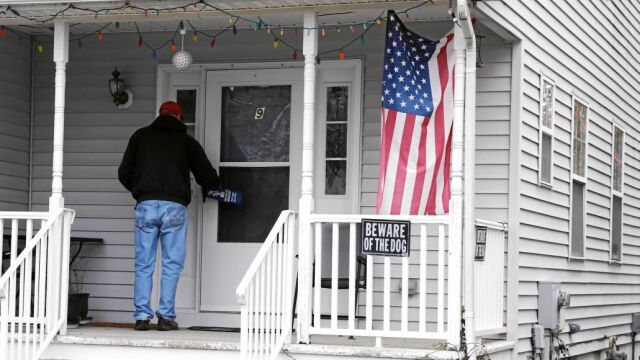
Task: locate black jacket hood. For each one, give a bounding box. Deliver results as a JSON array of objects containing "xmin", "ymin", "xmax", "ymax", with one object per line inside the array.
[{"xmin": 151, "ymin": 114, "xmax": 187, "ymax": 132}]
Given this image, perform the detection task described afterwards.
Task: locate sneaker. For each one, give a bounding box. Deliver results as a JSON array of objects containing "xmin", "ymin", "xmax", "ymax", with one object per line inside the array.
[
  {"xmin": 157, "ymin": 316, "xmax": 179, "ymax": 331},
  {"xmin": 134, "ymin": 319, "xmax": 150, "ymax": 331}
]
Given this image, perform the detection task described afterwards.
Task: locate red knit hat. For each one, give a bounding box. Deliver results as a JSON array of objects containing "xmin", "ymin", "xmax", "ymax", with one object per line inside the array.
[{"xmin": 159, "ymin": 101, "xmax": 182, "ymax": 117}]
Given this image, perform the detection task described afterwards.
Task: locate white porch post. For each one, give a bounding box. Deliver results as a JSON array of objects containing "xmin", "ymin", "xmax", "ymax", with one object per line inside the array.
[
  {"xmin": 296, "ymin": 11, "xmax": 318, "ymax": 344},
  {"xmin": 448, "ymin": 23, "xmax": 465, "ymax": 349},
  {"xmin": 50, "ymin": 21, "xmax": 69, "ymax": 211}
]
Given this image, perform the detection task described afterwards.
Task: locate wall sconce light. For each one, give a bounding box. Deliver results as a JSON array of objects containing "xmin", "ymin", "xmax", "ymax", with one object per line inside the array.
[{"xmin": 109, "ymin": 67, "xmax": 133, "ymax": 109}]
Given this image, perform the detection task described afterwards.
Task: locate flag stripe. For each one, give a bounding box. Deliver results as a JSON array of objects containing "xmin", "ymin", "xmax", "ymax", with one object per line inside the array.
[
  {"xmin": 426, "ymin": 33, "xmax": 454, "ymax": 215},
  {"xmin": 391, "ymin": 114, "xmax": 417, "ymax": 214}
]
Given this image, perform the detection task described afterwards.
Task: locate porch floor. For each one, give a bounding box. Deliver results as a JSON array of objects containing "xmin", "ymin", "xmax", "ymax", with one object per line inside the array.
[{"xmin": 51, "ymin": 325, "xmax": 514, "ymax": 359}]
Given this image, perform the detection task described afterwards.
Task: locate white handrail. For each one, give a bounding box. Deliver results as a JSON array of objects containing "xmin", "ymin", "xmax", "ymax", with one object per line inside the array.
[{"xmin": 236, "ymin": 210, "xmax": 294, "ymax": 304}]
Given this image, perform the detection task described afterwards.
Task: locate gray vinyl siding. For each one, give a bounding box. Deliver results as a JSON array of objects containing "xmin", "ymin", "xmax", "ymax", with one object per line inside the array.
[
  {"xmin": 0, "ymin": 33, "xmax": 31, "ymax": 211},
  {"xmin": 479, "ymin": 0, "xmax": 640, "ymax": 358}
]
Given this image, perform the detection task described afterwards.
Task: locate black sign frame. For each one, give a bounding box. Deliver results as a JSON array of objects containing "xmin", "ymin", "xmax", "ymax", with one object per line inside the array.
[{"xmin": 361, "ymin": 219, "xmax": 411, "ymax": 257}]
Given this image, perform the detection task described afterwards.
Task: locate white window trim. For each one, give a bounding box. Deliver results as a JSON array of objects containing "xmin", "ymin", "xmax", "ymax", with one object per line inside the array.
[
  {"xmin": 538, "ymin": 74, "xmax": 555, "ymax": 188},
  {"xmin": 568, "ymin": 95, "xmax": 589, "ymax": 260},
  {"xmin": 610, "ymin": 124, "xmax": 625, "ymax": 264}
]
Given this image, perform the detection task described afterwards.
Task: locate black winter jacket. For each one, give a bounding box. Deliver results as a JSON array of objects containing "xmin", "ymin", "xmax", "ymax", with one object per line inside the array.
[{"xmin": 118, "ymin": 115, "xmax": 220, "ymax": 206}]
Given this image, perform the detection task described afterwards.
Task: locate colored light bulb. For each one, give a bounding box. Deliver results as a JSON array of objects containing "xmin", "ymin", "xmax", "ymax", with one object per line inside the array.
[
  {"xmin": 97, "ymin": 31, "xmax": 104, "ymax": 41},
  {"xmin": 210, "ymin": 38, "xmax": 216, "ymax": 48},
  {"xmin": 338, "ymin": 50, "xmax": 345, "ymax": 60}
]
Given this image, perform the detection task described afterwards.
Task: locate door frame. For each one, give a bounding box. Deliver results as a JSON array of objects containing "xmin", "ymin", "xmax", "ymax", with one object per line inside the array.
[{"xmin": 155, "ymin": 59, "xmax": 363, "ymax": 323}]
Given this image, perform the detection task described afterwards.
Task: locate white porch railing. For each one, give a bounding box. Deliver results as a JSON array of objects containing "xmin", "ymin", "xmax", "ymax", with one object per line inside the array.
[
  {"xmin": 474, "ymin": 219, "xmax": 507, "ymax": 335},
  {"xmin": 236, "ymin": 211, "xmax": 297, "ymax": 360},
  {"xmin": 0, "ymin": 209, "xmax": 75, "ymax": 360},
  {"xmin": 306, "ymin": 214, "xmax": 455, "ymax": 342}
]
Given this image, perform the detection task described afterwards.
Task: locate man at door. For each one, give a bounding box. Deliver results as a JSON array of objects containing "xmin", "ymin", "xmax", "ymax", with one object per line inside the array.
[{"xmin": 118, "ymin": 101, "xmax": 220, "ymax": 331}]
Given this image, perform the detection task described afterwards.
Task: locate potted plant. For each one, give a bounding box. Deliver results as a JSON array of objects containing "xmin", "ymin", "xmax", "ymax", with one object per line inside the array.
[{"xmin": 68, "ymin": 258, "xmax": 90, "ymax": 327}]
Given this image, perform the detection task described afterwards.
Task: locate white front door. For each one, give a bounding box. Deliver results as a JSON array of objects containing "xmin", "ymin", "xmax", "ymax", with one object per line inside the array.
[{"xmin": 199, "ymin": 69, "xmax": 303, "ymax": 326}]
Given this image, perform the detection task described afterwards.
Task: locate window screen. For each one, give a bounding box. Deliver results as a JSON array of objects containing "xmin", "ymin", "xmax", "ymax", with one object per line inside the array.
[
  {"xmin": 540, "ymin": 133, "xmax": 552, "ymax": 185},
  {"xmin": 541, "ymin": 79, "xmax": 554, "ymax": 129},
  {"xmin": 572, "ymin": 100, "xmax": 588, "ymax": 177},
  {"xmin": 611, "ymin": 195, "xmax": 622, "ymax": 262},
  {"xmin": 571, "ymin": 181, "xmax": 585, "ymax": 258},
  {"xmin": 613, "ymin": 127, "xmax": 624, "ymax": 193}
]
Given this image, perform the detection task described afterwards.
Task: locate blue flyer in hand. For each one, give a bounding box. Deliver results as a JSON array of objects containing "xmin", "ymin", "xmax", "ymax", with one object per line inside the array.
[{"xmin": 207, "ymin": 189, "xmax": 243, "ymax": 206}]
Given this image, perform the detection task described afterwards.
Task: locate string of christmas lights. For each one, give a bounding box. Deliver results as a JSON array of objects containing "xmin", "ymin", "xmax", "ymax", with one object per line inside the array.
[
  {"xmin": 0, "ymin": 0, "xmax": 445, "ymax": 63},
  {"xmin": 0, "ymin": 0, "xmax": 431, "ymax": 29}
]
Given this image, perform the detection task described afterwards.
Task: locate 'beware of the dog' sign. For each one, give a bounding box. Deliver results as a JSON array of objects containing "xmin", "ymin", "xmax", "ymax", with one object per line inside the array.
[{"xmin": 361, "ymin": 219, "xmax": 411, "ymax": 257}]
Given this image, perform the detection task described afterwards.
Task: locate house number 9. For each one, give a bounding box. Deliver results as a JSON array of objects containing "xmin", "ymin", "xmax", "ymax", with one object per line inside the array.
[{"xmin": 255, "ymin": 107, "xmax": 266, "ymax": 120}]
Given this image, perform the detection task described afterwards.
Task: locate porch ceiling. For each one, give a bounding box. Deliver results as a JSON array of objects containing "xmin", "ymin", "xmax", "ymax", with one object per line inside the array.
[{"xmin": 0, "ymin": 0, "xmax": 453, "ymax": 35}]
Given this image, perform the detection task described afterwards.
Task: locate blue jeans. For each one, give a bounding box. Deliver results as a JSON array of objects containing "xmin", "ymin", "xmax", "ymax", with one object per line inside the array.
[{"xmin": 133, "ymin": 200, "xmax": 188, "ymax": 321}]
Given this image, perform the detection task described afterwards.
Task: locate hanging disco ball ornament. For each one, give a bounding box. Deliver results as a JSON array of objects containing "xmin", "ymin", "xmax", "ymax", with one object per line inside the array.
[
  {"xmin": 172, "ymin": 24, "xmax": 193, "ymax": 71},
  {"xmin": 172, "ymin": 50, "xmax": 192, "ymax": 71}
]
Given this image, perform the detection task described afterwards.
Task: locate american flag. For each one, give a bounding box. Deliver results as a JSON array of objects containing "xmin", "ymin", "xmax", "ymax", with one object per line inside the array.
[{"xmin": 376, "ymin": 11, "xmax": 455, "ymax": 215}]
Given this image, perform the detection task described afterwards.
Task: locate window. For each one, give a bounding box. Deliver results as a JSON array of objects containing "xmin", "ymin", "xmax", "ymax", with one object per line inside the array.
[
  {"xmin": 611, "ymin": 125, "xmax": 624, "ymax": 262},
  {"xmin": 177, "ymin": 89, "xmax": 197, "ymax": 138},
  {"xmin": 539, "ymin": 76, "xmax": 555, "ymax": 186},
  {"xmin": 570, "ymin": 97, "xmax": 588, "ymax": 259},
  {"xmin": 324, "ymin": 86, "xmax": 349, "ymax": 195}
]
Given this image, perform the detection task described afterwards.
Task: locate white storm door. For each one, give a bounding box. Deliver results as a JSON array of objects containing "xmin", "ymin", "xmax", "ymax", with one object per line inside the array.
[{"xmin": 200, "ymin": 68, "xmax": 302, "ymax": 316}]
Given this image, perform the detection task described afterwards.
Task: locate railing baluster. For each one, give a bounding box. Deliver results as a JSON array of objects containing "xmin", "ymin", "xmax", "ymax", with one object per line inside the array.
[
  {"xmin": 10, "ymin": 219, "xmax": 18, "ymax": 320},
  {"xmin": 401, "ymin": 256, "xmax": 409, "ymax": 332},
  {"xmin": 331, "ymin": 223, "xmax": 339, "ymax": 330},
  {"xmin": 33, "ymin": 239, "xmax": 40, "ymax": 359},
  {"xmin": 275, "ymin": 229, "xmax": 283, "ymax": 348},
  {"xmin": 1, "ymin": 285, "xmax": 8, "ymax": 360},
  {"xmin": 38, "ymin": 220, "xmax": 48, "ymax": 350},
  {"xmin": 313, "ymin": 223, "xmax": 322, "ymax": 328},
  {"xmin": 348, "ymin": 223, "xmax": 356, "ymax": 330},
  {"xmin": 284, "ymin": 214, "xmax": 296, "ymax": 344},
  {"xmin": 9, "ymin": 218, "xmax": 18, "ymax": 358},
  {"xmin": 24, "ymin": 220, "xmax": 34, "ymax": 358},
  {"xmin": 259, "ymin": 264, "xmax": 266, "ymax": 360},
  {"xmin": 248, "ymin": 280, "xmax": 254, "ymax": 359},
  {"xmin": 265, "ymin": 245, "xmax": 272, "ymax": 359},
  {"xmin": 59, "ymin": 212, "xmax": 72, "ymax": 335},
  {"xmin": 383, "ymin": 257, "xmax": 391, "ymax": 332},
  {"xmin": 366, "ymin": 255, "xmax": 373, "ymax": 331},
  {"xmin": 437, "ymin": 224, "xmax": 445, "ymax": 333},
  {"xmin": 419, "ymin": 224, "xmax": 427, "ymax": 333}
]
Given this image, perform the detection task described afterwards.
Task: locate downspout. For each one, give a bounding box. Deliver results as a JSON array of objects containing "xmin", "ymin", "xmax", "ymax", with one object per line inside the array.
[
  {"xmin": 449, "ymin": 11, "xmax": 465, "ymax": 351},
  {"xmin": 28, "ymin": 35, "xmax": 35, "ymax": 211},
  {"xmin": 457, "ymin": 0, "xmax": 477, "ymax": 358}
]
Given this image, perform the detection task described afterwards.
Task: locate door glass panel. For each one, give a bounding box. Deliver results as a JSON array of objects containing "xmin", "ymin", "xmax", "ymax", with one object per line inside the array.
[
  {"xmin": 177, "ymin": 89, "xmax": 197, "ymax": 138},
  {"xmin": 326, "ymin": 160, "xmax": 346, "ymax": 195},
  {"xmin": 326, "ymin": 124, "xmax": 347, "ymax": 158},
  {"xmin": 218, "ymin": 167, "xmax": 289, "ymax": 243},
  {"xmin": 221, "ymin": 86, "xmax": 291, "ymax": 162},
  {"xmin": 327, "ymin": 87, "xmax": 349, "ymax": 123},
  {"xmin": 324, "ymin": 86, "xmax": 349, "ymax": 195}
]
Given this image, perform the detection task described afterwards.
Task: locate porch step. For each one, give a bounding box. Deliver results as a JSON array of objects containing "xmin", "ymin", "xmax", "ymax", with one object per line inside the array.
[{"xmin": 41, "ymin": 327, "xmax": 515, "ymax": 360}]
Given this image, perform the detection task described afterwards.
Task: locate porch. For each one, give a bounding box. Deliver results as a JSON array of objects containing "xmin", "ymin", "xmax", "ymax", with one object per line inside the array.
[
  {"xmin": 0, "ymin": 0, "xmax": 516, "ymax": 359},
  {"xmin": 42, "ymin": 326, "xmax": 514, "ymax": 360}
]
